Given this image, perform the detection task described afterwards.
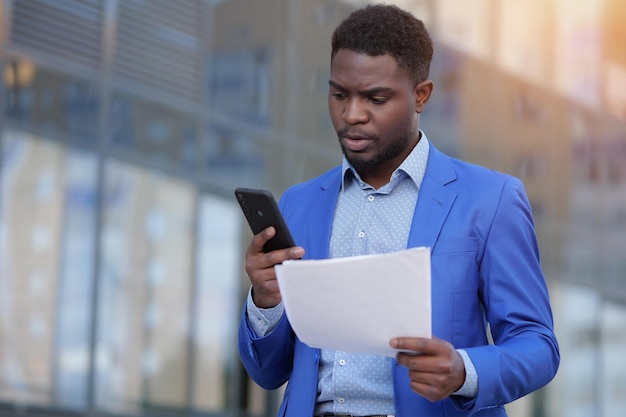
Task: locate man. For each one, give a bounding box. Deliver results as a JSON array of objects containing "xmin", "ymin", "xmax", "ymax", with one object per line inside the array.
[{"xmin": 238, "ymin": 4, "xmax": 559, "ymax": 417}]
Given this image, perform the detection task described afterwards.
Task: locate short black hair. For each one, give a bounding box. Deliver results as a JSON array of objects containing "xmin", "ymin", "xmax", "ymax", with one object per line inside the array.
[{"xmin": 331, "ymin": 4, "xmax": 433, "ymax": 84}]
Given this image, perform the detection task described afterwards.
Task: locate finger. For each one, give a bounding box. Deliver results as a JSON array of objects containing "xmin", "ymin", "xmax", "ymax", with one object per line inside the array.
[
  {"xmin": 252, "ymin": 276, "xmax": 281, "ymax": 297},
  {"xmin": 247, "ymin": 226, "xmax": 276, "ymax": 255},
  {"xmin": 247, "ymin": 264, "xmax": 282, "ymax": 308},
  {"xmin": 408, "ymin": 379, "xmax": 448, "ymax": 402},
  {"xmin": 247, "ymin": 227, "xmax": 305, "ymax": 262},
  {"xmin": 396, "ymin": 351, "xmax": 432, "ymax": 369},
  {"xmin": 252, "ymin": 246, "xmax": 304, "ymax": 286},
  {"xmin": 244, "ymin": 232, "xmax": 305, "ymax": 309},
  {"xmin": 398, "ymin": 350, "xmax": 467, "ymax": 398},
  {"xmin": 404, "ymin": 359, "xmax": 456, "ymax": 379},
  {"xmin": 396, "ymin": 348, "xmax": 458, "ymax": 372},
  {"xmin": 396, "ymin": 353, "xmax": 453, "ymax": 377},
  {"xmin": 390, "ymin": 337, "xmax": 434, "ymax": 354}
]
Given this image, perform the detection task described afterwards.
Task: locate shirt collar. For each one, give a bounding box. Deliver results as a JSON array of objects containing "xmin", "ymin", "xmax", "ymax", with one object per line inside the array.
[{"xmin": 341, "ymin": 130, "xmax": 430, "ymax": 192}]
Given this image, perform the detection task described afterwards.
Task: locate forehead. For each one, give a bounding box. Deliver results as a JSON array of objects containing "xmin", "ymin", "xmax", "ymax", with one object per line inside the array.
[{"xmin": 330, "ymin": 49, "xmax": 410, "ymax": 88}]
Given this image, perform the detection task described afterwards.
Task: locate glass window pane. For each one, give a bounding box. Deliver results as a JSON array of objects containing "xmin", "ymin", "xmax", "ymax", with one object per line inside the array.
[
  {"xmin": 546, "ymin": 282, "xmax": 601, "ymax": 417},
  {"xmin": 204, "ymin": 123, "xmax": 267, "ymax": 188},
  {"xmin": 192, "ymin": 194, "xmax": 242, "ymax": 411},
  {"xmin": 601, "ymin": 302, "xmax": 626, "ymax": 417},
  {"xmin": 54, "ymin": 146, "xmax": 98, "ymax": 409},
  {"xmin": 209, "ymin": 49, "xmax": 271, "ymax": 126},
  {"xmin": 96, "ymin": 160, "xmax": 194, "ymax": 413},
  {"xmin": 1, "ymin": 130, "xmax": 64, "ymax": 406},
  {"xmin": 3, "ymin": 60, "xmax": 99, "ymax": 144},
  {"xmin": 0, "ymin": 129, "xmax": 97, "ymax": 409},
  {"xmin": 108, "ymin": 93, "xmax": 198, "ymax": 172}
]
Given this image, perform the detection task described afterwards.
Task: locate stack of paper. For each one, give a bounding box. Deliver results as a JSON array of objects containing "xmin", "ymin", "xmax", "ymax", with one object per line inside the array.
[{"xmin": 275, "ymin": 247, "xmax": 431, "ymax": 357}]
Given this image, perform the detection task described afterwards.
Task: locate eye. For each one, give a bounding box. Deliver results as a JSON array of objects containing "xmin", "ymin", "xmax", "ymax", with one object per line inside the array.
[
  {"xmin": 330, "ymin": 91, "xmax": 347, "ymax": 100},
  {"xmin": 369, "ymin": 97, "xmax": 387, "ymax": 105}
]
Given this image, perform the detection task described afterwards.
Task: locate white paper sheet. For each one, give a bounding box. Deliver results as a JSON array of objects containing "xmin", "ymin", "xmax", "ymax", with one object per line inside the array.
[{"xmin": 275, "ymin": 247, "xmax": 431, "ymax": 357}]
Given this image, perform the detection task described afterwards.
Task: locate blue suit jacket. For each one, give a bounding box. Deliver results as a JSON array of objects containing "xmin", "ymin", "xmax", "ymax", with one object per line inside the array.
[{"xmin": 239, "ymin": 144, "xmax": 560, "ymax": 416}]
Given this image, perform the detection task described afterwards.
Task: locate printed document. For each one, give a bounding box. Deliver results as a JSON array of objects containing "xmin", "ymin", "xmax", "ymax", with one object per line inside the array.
[{"xmin": 275, "ymin": 247, "xmax": 431, "ymax": 357}]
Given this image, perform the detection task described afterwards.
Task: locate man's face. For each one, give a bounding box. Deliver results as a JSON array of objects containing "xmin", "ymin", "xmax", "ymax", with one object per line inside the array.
[{"xmin": 328, "ymin": 49, "xmax": 427, "ymax": 185}]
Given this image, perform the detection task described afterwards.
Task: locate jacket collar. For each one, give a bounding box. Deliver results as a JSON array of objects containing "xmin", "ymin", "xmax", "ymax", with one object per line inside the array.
[{"xmin": 309, "ymin": 143, "xmax": 458, "ymax": 257}]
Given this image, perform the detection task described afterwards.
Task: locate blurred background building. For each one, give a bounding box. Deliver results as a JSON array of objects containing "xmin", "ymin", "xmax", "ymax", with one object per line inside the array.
[{"xmin": 0, "ymin": 0, "xmax": 625, "ymax": 416}]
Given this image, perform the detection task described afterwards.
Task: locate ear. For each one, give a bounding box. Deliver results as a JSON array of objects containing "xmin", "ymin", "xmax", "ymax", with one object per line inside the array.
[{"xmin": 414, "ymin": 80, "xmax": 434, "ymax": 113}]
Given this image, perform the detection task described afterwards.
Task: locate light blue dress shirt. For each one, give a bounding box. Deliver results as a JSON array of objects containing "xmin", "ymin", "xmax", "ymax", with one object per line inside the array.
[{"xmin": 247, "ymin": 133, "xmax": 478, "ymax": 415}]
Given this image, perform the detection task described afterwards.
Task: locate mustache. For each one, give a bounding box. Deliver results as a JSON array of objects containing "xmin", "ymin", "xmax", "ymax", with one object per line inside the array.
[{"xmin": 337, "ymin": 127, "xmax": 374, "ymax": 140}]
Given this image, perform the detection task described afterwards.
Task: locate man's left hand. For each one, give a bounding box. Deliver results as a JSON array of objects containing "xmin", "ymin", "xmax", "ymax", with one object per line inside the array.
[{"xmin": 390, "ymin": 336, "xmax": 466, "ymax": 402}]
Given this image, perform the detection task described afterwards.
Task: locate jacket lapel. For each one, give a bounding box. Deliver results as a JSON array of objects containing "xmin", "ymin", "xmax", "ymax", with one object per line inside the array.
[
  {"xmin": 303, "ymin": 146, "xmax": 458, "ymax": 256},
  {"xmin": 408, "ymin": 145, "xmax": 457, "ymax": 251},
  {"xmin": 306, "ymin": 168, "xmax": 342, "ymax": 260}
]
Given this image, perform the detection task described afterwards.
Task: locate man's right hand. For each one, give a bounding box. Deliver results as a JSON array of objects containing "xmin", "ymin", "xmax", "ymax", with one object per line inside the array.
[{"xmin": 245, "ymin": 226, "xmax": 304, "ymax": 308}]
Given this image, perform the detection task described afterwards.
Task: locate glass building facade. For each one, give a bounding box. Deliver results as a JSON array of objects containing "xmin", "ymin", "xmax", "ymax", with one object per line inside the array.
[{"xmin": 0, "ymin": 0, "xmax": 625, "ymax": 416}]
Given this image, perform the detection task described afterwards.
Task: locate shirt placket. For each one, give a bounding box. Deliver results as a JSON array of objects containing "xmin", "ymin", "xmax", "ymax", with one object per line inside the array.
[{"xmin": 354, "ymin": 191, "xmax": 376, "ymax": 255}]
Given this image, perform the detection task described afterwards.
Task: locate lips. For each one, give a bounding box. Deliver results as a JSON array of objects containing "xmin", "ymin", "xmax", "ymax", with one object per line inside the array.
[
  {"xmin": 342, "ymin": 136, "xmax": 370, "ymax": 152},
  {"xmin": 340, "ymin": 131, "xmax": 372, "ymax": 152}
]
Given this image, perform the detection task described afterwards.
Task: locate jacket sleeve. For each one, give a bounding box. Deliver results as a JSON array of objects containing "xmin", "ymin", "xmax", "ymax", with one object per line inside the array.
[
  {"xmin": 238, "ymin": 302, "xmax": 296, "ymax": 390},
  {"xmin": 459, "ymin": 177, "xmax": 560, "ymax": 412}
]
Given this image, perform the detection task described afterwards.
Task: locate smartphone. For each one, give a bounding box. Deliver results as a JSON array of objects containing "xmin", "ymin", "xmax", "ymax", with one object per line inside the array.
[{"xmin": 234, "ymin": 187, "xmax": 296, "ymax": 253}]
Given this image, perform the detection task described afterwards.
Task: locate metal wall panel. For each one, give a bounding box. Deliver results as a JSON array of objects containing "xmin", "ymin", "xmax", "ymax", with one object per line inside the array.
[
  {"xmin": 112, "ymin": 0, "xmax": 205, "ymax": 103},
  {"xmin": 10, "ymin": 0, "xmax": 103, "ymax": 69}
]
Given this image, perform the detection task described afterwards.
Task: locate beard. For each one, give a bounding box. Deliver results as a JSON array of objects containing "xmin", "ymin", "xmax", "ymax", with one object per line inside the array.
[{"xmin": 338, "ymin": 129, "xmax": 412, "ymax": 173}]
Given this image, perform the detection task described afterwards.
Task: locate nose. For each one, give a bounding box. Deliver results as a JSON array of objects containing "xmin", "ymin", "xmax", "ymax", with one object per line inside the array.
[{"xmin": 343, "ymin": 98, "xmax": 368, "ymax": 124}]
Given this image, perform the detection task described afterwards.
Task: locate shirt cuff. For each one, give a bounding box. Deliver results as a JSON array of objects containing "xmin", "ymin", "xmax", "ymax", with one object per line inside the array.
[
  {"xmin": 453, "ymin": 349, "xmax": 479, "ymax": 398},
  {"xmin": 245, "ymin": 287, "xmax": 285, "ymax": 336}
]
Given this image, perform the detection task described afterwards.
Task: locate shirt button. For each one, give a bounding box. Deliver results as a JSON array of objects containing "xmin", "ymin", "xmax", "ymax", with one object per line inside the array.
[
  {"xmin": 339, "ymin": 359, "xmax": 346, "ymax": 365},
  {"xmin": 367, "ymin": 195, "xmax": 374, "ymax": 201},
  {"xmin": 338, "ymin": 397, "xmax": 345, "ymax": 404},
  {"xmin": 358, "ymin": 231, "xmax": 365, "ymax": 238}
]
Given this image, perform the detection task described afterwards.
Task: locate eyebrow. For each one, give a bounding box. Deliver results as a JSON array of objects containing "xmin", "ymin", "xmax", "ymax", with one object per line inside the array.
[{"xmin": 328, "ymin": 80, "xmax": 394, "ymax": 96}]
